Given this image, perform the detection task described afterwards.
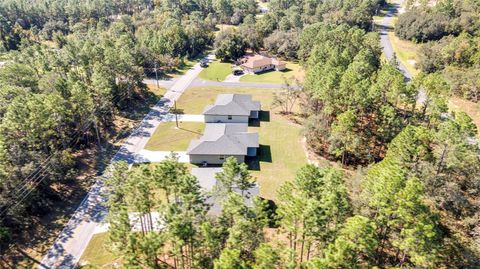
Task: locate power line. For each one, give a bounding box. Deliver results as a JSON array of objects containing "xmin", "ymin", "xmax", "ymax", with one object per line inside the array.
[{"xmin": 0, "ymin": 91, "xmax": 127, "ymax": 218}]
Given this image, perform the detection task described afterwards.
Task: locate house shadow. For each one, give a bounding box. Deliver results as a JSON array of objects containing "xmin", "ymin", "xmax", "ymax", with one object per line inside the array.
[
  {"xmin": 249, "ymin": 111, "xmax": 270, "ymax": 127},
  {"xmin": 246, "ymin": 144, "xmax": 272, "ymax": 171}
]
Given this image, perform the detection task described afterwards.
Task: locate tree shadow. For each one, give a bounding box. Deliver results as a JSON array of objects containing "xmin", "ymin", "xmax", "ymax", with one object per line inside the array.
[
  {"xmin": 178, "ymin": 126, "xmax": 203, "ymax": 135},
  {"xmin": 170, "ymin": 108, "xmax": 185, "ymax": 115},
  {"xmin": 259, "ymin": 197, "xmax": 279, "ymax": 228},
  {"xmin": 15, "ymin": 247, "xmax": 43, "ymax": 267},
  {"xmin": 278, "ymin": 68, "xmax": 292, "ymax": 73},
  {"xmin": 377, "ymin": 24, "xmax": 395, "ymax": 34}
]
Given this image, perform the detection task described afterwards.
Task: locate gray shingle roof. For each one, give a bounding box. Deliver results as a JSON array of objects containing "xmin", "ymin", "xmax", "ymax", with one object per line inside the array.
[
  {"xmin": 187, "ymin": 123, "xmax": 259, "ymax": 155},
  {"xmin": 203, "ymin": 94, "xmax": 261, "ymax": 116}
]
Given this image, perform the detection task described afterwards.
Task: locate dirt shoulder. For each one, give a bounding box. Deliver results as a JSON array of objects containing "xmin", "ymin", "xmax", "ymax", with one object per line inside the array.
[{"xmin": 1, "ymin": 85, "xmax": 165, "ymax": 268}]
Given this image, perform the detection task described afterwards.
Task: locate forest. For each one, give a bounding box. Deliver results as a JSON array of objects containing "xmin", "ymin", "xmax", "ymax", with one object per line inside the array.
[
  {"xmin": 396, "ymin": 0, "xmax": 480, "ymax": 102},
  {"xmin": 0, "ymin": 0, "xmax": 479, "ymax": 268}
]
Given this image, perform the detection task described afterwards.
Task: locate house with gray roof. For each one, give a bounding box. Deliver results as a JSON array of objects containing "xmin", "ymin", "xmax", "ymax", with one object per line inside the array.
[
  {"xmin": 187, "ymin": 123, "xmax": 259, "ymax": 164},
  {"xmin": 203, "ymin": 94, "xmax": 261, "ymax": 123}
]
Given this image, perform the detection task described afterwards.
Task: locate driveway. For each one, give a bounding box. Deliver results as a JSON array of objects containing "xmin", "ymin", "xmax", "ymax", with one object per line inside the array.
[
  {"xmin": 223, "ymin": 74, "xmax": 242, "ymax": 83},
  {"xmin": 134, "ymin": 150, "xmax": 189, "ymax": 163},
  {"xmin": 143, "ymin": 78, "xmax": 176, "ymax": 89},
  {"xmin": 191, "ymin": 78, "xmax": 285, "ymax": 89},
  {"xmin": 164, "ymin": 113, "xmax": 205, "ymax": 122},
  {"xmin": 191, "ymin": 167, "xmax": 259, "ymax": 216},
  {"xmin": 38, "ymin": 54, "xmax": 213, "ymax": 269},
  {"xmin": 93, "ymin": 212, "xmax": 165, "ymax": 235}
]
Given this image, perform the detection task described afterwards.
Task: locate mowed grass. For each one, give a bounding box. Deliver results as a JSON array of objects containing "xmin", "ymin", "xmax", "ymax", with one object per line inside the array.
[
  {"xmin": 176, "ymin": 87, "xmax": 307, "ymax": 200},
  {"xmin": 387, "ymin": 31, "xmax": 420, "ymax": 76},
  {"xmin": 144, "ymin": 122, "xmax": 205, "ymax": 151},
  {"xmin": 79, "ymin": 232, "xmax": 119, "ymax": 268},
  {"xmin": 240, "ymin": 62, "xmax": 304, "ymax": 84},
  {"xmin": 198, "ymin": 60, "xmax": 232, "ymax": 81},
  {"xmin": 449, "ymin": 97, "xmax": 480, "ymax": 138}
]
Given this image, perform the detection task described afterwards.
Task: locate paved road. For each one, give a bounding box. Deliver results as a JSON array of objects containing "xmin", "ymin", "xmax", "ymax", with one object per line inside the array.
[
  {"xmin": 379, "ymin": 0, "xmax": 411, "ymax": 80},
  {"xmin": 191, "ymin": 78, "xmax": 287, "ymax": 89},
  {"xmin": 38, "ymin": 54, "xmax": 214, "ymax": 269},
  {"xmin": 378, "ymin": 0, "xmax": 426, "ymax": 103},
  {"xmin": 143, "ymin": 78, "xmax": 176, "ymax": 89}
]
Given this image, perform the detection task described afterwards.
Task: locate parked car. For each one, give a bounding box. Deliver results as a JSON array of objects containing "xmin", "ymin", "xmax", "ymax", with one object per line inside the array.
[
  {"xmin": 233, "ymin": 69, "xmax": 244, "ymax": 76},
  {"xmin": 200, "ymin": 60, "xmax": 208, "ymax": 68}
]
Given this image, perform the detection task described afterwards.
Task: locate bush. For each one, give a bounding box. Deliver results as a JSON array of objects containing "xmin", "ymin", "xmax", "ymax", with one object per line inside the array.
[
  {"xmin": 214, "ymin": 29, "xmax": 247, "ymax": 61},
  {"xmin": 395, "ymin": 8, "xmax": 449, "ymax": 42},
  {"xmin": 263, "ymin": 29, "xmax": 300, "ymax": 60}
]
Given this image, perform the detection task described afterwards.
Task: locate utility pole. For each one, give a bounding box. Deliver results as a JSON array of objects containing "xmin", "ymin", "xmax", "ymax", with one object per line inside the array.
[
  {"xmin": 154, "ymin": 61, "xmax": 160, "ymax": 90},
  {"xmin": 174, "ymin": 101, "xmax": 179, "ymax": 128}
]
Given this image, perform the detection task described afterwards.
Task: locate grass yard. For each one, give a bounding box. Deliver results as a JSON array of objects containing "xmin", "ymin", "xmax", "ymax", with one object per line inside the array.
[
  {"xmin": 176, "ymin": 86, "xmax": 307, "ymax": 200},
  {"xmin": 79, "ymin": 232, "xmax": 119, "ymax": 268},
  {"xmin": 145, "ymin": 83, "xmax": 167, "ymax": 97},
  {"xmin": 387, "ymin": 31, "xmax": 420, "ymax": 76},
  {"xmin": 169, "ymin": 57, "xmax": 198, "ymax": 77},
  {"xmin": 214, "ymin": 24, "xmax": 238, "ymax": 37},
  {"xmin": 144, "ymin": 122, "xmax": 205, "ymax": 151},
  {"xmin": 198, "ymin": 60, "xmax": 233, "ymax": 81},
  {"xmin": 449, "ymin": 97, "xmax": 480, "ymax": 137},
  {"xmin": 164, "ymin": 54, "xmax": 208, "ymax": 78},
  {"xmin": 240, "ymin": 62, "xmax": 304, "ymax": 84},
  {"xmin": 257, "ymin": 0, "xmax": 268, "ymax": 9},
  {"xmin": 248, "ymin": 117, "xmax": 306, "ymax": 200}
]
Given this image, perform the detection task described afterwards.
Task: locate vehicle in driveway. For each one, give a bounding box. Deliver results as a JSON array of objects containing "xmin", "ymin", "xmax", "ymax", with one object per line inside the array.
[
  {"xmin": 200, "ymin": 60, "xmax": 208, "ymax": 68},
  {"xmin": 233, "ymin": 69, "xmax": 244, "ymax": 76}
]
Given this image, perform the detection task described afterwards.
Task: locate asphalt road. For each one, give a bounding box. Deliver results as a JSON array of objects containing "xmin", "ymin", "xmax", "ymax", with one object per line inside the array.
[
  {"xmin": 191, "ymin": 78, "xmax": 287, "ymax": 89},
  {"xmin": 37, "ymin": 54, "xmax": 214, "ymax": 269},
  {"xmin": 38, "ymin": 7, "xmax": 425, "ymax": 265},
  {"xmin": 378, "ymin": 0, "xmax": 426, "ymax": 103}
]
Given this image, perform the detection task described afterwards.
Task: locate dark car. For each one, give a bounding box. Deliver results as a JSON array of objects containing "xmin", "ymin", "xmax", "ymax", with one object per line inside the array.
[
  {"xmin": 200, "ymin": 60, "xmax": 208, "ymax": 68},
  {"xmin": 233, "ymin": 69, "xmax": 244, "ymax": 76}
]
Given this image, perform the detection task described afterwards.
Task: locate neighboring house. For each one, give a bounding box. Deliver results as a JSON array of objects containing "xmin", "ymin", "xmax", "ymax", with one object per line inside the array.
[
  {"xmin": 240, "ymin": 54, "xmax": 286, "ymax": 74},
  {"xmin": 203, "ymin": 94, "xmax": 261, "ymax": 123},
  {"xmin": 187, "ymin": 123, "xmax": 259, "ymax": 164}
]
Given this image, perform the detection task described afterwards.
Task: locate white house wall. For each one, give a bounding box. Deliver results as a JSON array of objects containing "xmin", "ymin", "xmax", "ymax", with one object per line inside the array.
[
  {"xmin": 189, "ymin": 154, "xmax": 245, "ymax": 165},
  {"xmin": 204, "ymin": 115, "xmax": 249, "ymax": 123}
]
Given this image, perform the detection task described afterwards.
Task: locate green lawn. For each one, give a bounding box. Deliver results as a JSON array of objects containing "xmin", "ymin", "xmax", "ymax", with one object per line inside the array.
[
  {"xmin": 79, "ymin": 232, "xmax": 119, "ymax": 268},
  {"xmin": 176, "ymin": 86, "xmax": 307, "ymax": 200},
  {"xmin": 239, "ymin": 62, "xmax": 304, "ymax": 84},
  {"xmin": 144, "ymin": 122, "xmax": 205, "ymax": 151},
  {"xmin": 198, "ymin": 60, "xmax": 232, "ymax": 81},
  {"xmin": 449, "ymin": 97, "xmax": 480, "ymax": 138},
  {"xmin": 164, "ymin": 55, "xmax": 206, "ymax": 78},
  {"xmin": 387, "ymin": 31, "xmax": 420, "ymax": 76}
]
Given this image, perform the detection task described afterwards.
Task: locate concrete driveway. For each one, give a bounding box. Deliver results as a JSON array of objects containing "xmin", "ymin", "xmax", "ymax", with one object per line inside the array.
[
  {"xmin": 135, "ymin": 150, "xmax": 189, "ymax": 163},
  {"xmin": 223, "ymin": 74, "xmax": 242, "ymax": 82},
  {"xmin": 191, "ymin": 167, "xmax": 259, "ymax": 215},
  {"xmin": 94, "ymin": 212, "xmax": 165, "ymax": 234},
  {"xmin": 165, "ymin": 113, "xmax": 205, "ymax": 122},
  {"xmin": 191, "ymin": 78, "xmax": 285, "ymax": 89}
]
